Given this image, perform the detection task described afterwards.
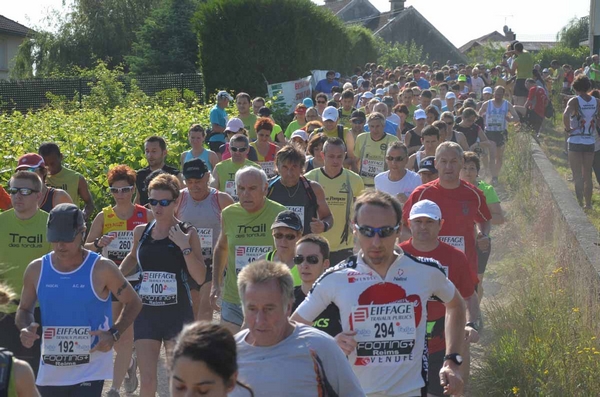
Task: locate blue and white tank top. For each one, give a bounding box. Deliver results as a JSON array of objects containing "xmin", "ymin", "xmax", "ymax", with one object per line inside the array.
[
  {"xmin": 485, "ymin": 100, "xmax": 509, "ymax": 132},
  {"xmin": 36, "ymin": 251, "xmax": 113, "ymax": 386}
]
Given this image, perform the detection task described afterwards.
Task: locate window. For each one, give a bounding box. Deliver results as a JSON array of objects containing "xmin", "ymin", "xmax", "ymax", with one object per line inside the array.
[{"xmin": 0, "ymin": 37, "xmax": 7, "ymax": 71}]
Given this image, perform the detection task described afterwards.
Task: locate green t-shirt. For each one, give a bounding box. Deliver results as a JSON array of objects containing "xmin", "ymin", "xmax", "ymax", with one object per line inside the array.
[
  {"xmin": 239, "ymin": 113, "xmax": 258, "ymax": 141},
  {"xmin": 222, "ymin": 199, "xmax": 287, "ymax": 305},
  {"xmin": 515, "ymin": 51, "xmax": 534, "ymax": 80},
  {"xmin": 338, "ymin": 108, "xmax": 355, "ymax": 129},
  {"xmin": 478, "ymin": 181, "xmax": 500, "ymax": 205},
  {"xmin": 406, "ymin": 104, "xmax": 417, "ymax": 124},
  {"xmin": 266, "ymin": 250, "xmax": 302, "ymax": 286},
  {"xmin": 46, "ymin": 167, "xmax": 80, "ymax": 205},
  {"xmin": 305, "ymin": 168, "xmax": 364, "ymax": 251},
  {"xmin": 0, "ymin": 210, "xmax": 51, "ymax": 301},
  {"xmin": 213, "ymin": 159, "xmax": 260, "ymax": 201},
  {"xmin": 270, "ymin": 124, "xmax": 284, "ymax": 142},
  {"xmin": 284, "ymin": 120, "xmax": 306, "ymax": 139},
  {"xmin": 355, "ymin": 133, "xmax": 399, "ymax": 187}
]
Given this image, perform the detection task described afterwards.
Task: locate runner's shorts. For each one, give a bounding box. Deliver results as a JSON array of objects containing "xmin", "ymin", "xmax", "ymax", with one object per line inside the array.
[{"xmin": 514, "ymin": 78, "xmax": 528, "ymax": 96}]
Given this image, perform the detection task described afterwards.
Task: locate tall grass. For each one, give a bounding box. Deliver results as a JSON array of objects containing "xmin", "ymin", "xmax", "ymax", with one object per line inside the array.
[{"xmin": 471, "ymin": 132, "xmax": 600, "ymax": 396}]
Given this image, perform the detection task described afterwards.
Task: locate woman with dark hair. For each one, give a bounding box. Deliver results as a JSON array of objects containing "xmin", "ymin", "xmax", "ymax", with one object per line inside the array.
[
  {"xmin": 170, "ymin": 322, "xmax": 253, "ymax": 397},
  {"xmin": 84, "ymin": 165, "xmax": 154, "ymax": 396},
  {"xmin": 393, "ymin": 104, "xmax": 414, "ymax": 137},
  {"xmin": 564, "ymin": 75, "xmax": 598, "ymax": 209},
  {"xmin": 304, "ymin": 133, "xmax": 327, "ymax": 172}
]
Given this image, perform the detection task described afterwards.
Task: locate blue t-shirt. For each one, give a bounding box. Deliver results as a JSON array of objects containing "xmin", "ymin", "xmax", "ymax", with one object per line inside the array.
[
  {"xmin": 209, "ymin": 105, "xmax": 228, "ymax": 143},
  {"xmin": 364, "ymin": 120, "xmax": 398, "ymax": 136},
  {"xmin": 315, "ymin": 79, "xmax": 340, "ymax": 95},
  {"xmin": 416, "ymin": 77, "xmax": 430, "ymax": 90}
]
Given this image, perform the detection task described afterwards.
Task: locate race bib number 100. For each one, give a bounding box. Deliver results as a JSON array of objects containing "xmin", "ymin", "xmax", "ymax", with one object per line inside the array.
[
  {"xmin": 42, "ymin": 326, "xmax": 91, "ymax": 366},
  {"xmin": 139, "ymin": 271, "xmax": 178, "ymax": 306},
  {"xmin": 351, "ymin": 303, "xmax": 417, "ymax": 366}
]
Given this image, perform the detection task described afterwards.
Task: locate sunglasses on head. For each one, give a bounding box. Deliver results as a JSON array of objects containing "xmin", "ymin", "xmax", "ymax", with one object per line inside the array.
[
  {"xmin": 7, "ymin": 187, "xmax": 39, "ymax": 196},
  {"xmin": 148, "ymin": 198, "xmax": 175, "ymax": 207},
  {"xmin": 20, "ymin": 167, "xmax": 42, "ymax": 172},
  {"xmin": 230, "ymin": 146, "xmax": 248, "ymax": 153},
  {"xmin": 354, "ymin": 224, "xmax": 399, "ymax": 238},
  {"xmin": 386, "ymin": 155, "xmax": 405, "ymax": 162},
  {"xmin": 109, "ymin": 186, "xmax": 134, "ymax": 194},
  {"xmin": 293, "ymin": 255, "xmax": 320, "ymax": 265},
  {"xmin": 273, "ymin": 233, "xmax": 297, "ymax": 241}
]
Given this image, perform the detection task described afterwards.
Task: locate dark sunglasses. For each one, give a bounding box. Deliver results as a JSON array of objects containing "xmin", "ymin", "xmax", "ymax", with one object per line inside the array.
[
  {"xmin": 7, "ymin": 187, "xmax": 39, "ymax": 196},
  {"xmin": 273, "ymin": 233, "xmax": 297, "ymax": 241},
  {"xmin": 230, "ymin": 146, "xmax": 248, "ymax": 153},
  {"xmin": 355, "ymin": 224, "xmax": 399, "ymax": 238},
  {"xmin": 352, "ymin": 119, "xmax": 365, "ymax": 124},
  {"xmin": 109, "ymin": 186, "xmax": 134, "ymax": 194},
  {"xmin": 148, "ymin": 198, "xmax": 176, "ymax": 207},
  {"xmin": 293, "ymin": 255, "xmax": 320, "ymax": 265},
  {"xmin": 386, "ymin": 156, "xmax": 405, "ymax": 162}
]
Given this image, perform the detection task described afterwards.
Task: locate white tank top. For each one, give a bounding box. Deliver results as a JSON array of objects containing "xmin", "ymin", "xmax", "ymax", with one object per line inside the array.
[
  {"xmin": 569, "ymin": 96, "xmax": 598, "ymax": 145},
  {"xmin": 485, "ymin": 100, "xmax": 508, "ymax": 132}
]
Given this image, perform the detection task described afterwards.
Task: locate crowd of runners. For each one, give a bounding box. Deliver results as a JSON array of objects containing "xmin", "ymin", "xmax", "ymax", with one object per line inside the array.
[{"xmin": 0, "ymin": 41, "xmax": 597, "ymax": 397}]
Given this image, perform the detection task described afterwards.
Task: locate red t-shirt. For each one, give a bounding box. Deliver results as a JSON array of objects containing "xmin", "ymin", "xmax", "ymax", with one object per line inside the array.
[
  {"xmin": 402, "ymin": 179, "xmax": 491, "ymax": 276},
  {"xmin": 400, "ymin": 240, "xmax": 476, "ymax": 353},
  {"xmin": 0, "ymin": 186, "xmax": 10, "ymax": 211},
  {"xmin": 527, "ymin": 86, "xmax": 547, "ymax": 117}
]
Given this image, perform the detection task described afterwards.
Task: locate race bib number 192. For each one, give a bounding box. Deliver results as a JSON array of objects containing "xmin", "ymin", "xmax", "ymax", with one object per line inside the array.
[{"xmin": 42, "ymin": 326, "xmax": 91, "ymax": 366}]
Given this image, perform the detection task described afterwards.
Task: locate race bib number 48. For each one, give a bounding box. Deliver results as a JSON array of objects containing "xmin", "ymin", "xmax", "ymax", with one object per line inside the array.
[
  {"xmin": 235, "ymin": 246, "xmax": 271, "ymax": 274},
  {"xmin": 197, "ymin": 228, "xmax": 213, "ymax": 257},
  {"xmin": 139, "ymin": 271, "xmax": 178, "ymax": 306},
  {"xmin": 351, "ymin": 303, "xmax": 417, "ymax": 366},
  {"xmin": 42, "ymin": 326, "xmax": 91, "ymax": 366}
]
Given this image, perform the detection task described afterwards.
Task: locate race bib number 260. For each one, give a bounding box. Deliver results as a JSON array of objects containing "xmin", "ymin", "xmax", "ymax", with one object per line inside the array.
[{"xmin": 351, "ymin": 303, "xmax": 417, "ymax": 366}]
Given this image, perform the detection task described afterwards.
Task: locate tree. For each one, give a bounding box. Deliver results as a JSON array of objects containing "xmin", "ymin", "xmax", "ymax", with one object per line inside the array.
[
  {"xmin": 126, "ymin": 0, "xmax": 200, "ymax": 75},
  {"xmin": 11, "ymin": 0, "xmax": 160, "ymax": 78},
  {"xmin": 557, "ymin": 16, "xmax": 589, "ymax": 49},
  {"xmin": 346, "ymin": 25, "xmax": 379, "ymax": 71},
  {"xmin": 376, "ymin": 38, "xmax": 428, "ymax": 68},
  {"xmin": 192, "ymin": 0, "xmax": 378, "ymax": 96}
]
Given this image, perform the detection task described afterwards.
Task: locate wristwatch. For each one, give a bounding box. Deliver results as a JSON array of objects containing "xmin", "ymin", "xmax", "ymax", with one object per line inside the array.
[
  {"xmin": 182, "ymin": 247, "xmax": 192, "ymax": 256},
  {"xmin": 443, "ymin": 353, "xmax": 463, "ymax": 366},
  {"xmin": 109, "ymin": 327, "xmax": 120, "ymax": 342},
  {"xmin": 466, "ymin": 321, "xmax": 479, "ymax": 331},
  {"xmin": 93, "ymin": 237, "xmax": 102, "ymax": 250}
]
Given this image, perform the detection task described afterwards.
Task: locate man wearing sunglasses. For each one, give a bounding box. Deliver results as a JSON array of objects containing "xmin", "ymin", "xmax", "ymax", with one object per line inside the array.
[
  {"xmin": 355, "ymin": 112, "xmax": 399, "ymax": 187},
  {"xmin": 259, "ymin": 210, "xmax": 303, "ymax": 286},
  {"xmin": 375, "ymin": 141, "xmax": 421, "ymax": 205},
  {"xmin": 292, "ymin": 190, "xmax": 466, "ymax": 397},
  {"xmin": 399, "ymin": 200, "xmax": 479, "ymax": 397},
  {"xmin": 212, "ymin": 134, "xmax": 260, "ymax": 202},
  {"xmin": 291, "ymin": 234, "xmax": 342, "ymax": 338},
  {"xmin": 15, "ymin": 153, "xmax": 73, "ymax": 213},
  {"xmin": 0, "ymin": 171, "xmax": 52, "ymax": 376}
]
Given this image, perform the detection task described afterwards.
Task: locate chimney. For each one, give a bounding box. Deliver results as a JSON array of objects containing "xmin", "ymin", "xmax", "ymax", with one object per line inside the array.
[{"xmin": 390, "ymin": 0, "xmax": 405, "ymax": 13}]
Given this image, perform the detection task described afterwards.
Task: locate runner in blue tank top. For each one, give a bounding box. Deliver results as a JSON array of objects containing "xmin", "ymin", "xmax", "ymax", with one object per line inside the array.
[{"xmin": 16, "ymin": 204, "xmax": 142, "ymax": 397}]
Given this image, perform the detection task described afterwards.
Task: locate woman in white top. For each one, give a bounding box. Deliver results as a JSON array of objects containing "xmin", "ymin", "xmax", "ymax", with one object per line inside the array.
[{"xmin": 563, "ymin": 75, "xmax": 598, "ymax": 209}]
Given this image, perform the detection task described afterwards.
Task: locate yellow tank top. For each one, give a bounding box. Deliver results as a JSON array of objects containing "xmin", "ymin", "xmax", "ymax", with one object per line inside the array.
[
  {"xmin": 355, "ymin": 133, "xmax": 399, "ymax": 186},
  {"xmin": 101, "ymin": 205, "xmax": 148, "ymax": 266},
  {"xmin": 46, "ymin": 167, "xmax": 80, "ymax": 205}
]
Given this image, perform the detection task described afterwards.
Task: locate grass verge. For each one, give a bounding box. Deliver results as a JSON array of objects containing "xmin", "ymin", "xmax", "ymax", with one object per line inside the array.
[{"xmin": 471, "ymin": 131, "xmax": 600, "ymax": 396}]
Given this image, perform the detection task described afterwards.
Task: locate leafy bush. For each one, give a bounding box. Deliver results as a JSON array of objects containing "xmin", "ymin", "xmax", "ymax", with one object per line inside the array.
[
  {"xmin": 376, "ymin": 38, "xmax": 428, "ymax": 68},
  {"xmin": 192, "ymin": 0, "xmax": 377, "ymax": 96},
  {"xmin": 534, "ymin": 46, "xmax": 589, "ymax": 68},
  {"xmin": 346, "ymin": 25, "xmax": 379, "ymax": 71}
]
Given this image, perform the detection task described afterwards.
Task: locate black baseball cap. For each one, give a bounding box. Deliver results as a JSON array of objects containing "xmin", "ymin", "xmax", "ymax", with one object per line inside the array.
[
  {"xmin": 258, "ymin": 106, "xmax": 272, "ymax": 117},
  {"xmin": 47, "ymin": 203, "xmax": 85, "ymax": 242},
  {"xmin": 417, "ymin": 156, "xmax": 437, "ymax": 174},
  {"xmin": 350, "ymin": 110, "xmax": 366, "ymax": 123},
  {"xmin": 271, "ymin": 210, "xmax": 303, "ymax": 231},
  {"xmin": 183, "ymin": 158, "xmax": 209, "ymax": 179}
]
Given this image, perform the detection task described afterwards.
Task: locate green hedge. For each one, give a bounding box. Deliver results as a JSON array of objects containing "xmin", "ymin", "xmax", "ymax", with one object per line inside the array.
[{"xmin": 193, "ymin": 0, "xmax": 377, "ymax": 96}]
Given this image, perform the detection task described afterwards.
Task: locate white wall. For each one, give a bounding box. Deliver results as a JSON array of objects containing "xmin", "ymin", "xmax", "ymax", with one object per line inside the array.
[{"xmin": 0, "ymin": 34, "xmax": 25, "ymax": 80}]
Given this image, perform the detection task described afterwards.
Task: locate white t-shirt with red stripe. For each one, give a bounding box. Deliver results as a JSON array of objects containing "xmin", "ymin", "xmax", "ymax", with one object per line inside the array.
[{"xmin": 295, "ymin": 250, "xmax": 456, "ymax": 397}]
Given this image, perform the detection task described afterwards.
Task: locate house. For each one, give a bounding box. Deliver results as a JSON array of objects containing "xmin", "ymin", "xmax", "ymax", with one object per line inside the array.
[
  {"xmin": 322, "ymin": 0, "xmax": 468, "ymax": 63},
  {"xmin": 459, "ymin": 25, "xmax": 558, "ymax": 55},
  {"xmin": 0, "ymin": 15, "xmax": 34, "ymax": 80}
]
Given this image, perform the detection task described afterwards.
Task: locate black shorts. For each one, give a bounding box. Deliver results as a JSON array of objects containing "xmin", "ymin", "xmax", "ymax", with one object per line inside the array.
[
  {"xmin": 485, "ymin": 130, "xmax": 506, "ymax": 147},
  {"xmin": 514, "ymin": 78, "xmax": 528, "ymax": 96},
  {"xmin": 527, "ymin": 110, "xmax": 544, "ymax": 132},
  {"xmin": 38, "ymin": 380, "xmax": 104, "ymax": 397},
  {"xmin": 134, "ymin": 304, "xmax": 193, "ymax": 342},
  {"xmin": 426, "ymin": 350, "xmax": 446, "ymax": 397},
  {"xmin": 111, "ymin": 279, "xmax": 140, "ymax": 302},
  {"xmin": 329, "ymin": 248, "xmax": 354, "ymax": 267},
  {"xmin": 0, "ymin": 307, "xmax": 42, "ymax": 375},
  {"xmin": 568, "ymin": 142, "xmax": 595, "ymax": 153},
  {"xmin": 477, "ymin": 241, "xmax": 492, "ymax": 274},
  {"xmin": 187, "ymin": 261, "xmax": 213, "ymax": 291}
]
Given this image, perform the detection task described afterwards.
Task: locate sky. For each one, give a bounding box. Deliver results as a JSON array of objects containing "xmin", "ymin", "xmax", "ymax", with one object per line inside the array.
[{"xmin": 2, "ymin": 0, "xmax": 590, "ymax": 48}]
